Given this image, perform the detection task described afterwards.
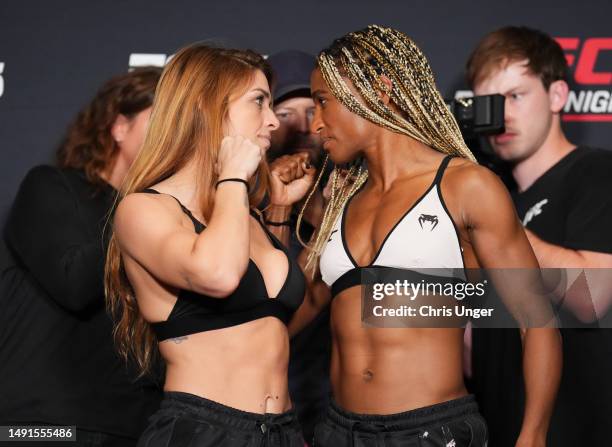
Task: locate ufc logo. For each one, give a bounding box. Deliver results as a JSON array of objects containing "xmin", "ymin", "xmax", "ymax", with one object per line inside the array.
[
  {"xmin": 556, "ymin": 37, "xmax": 612, "ymax": 85},
  {"xmin": 0, "ymin": 62, "xmax": 4, "ymax": 98},
  {"xmin": 128, "ymin": 53, "xmax": 173, "ymax": 70}
]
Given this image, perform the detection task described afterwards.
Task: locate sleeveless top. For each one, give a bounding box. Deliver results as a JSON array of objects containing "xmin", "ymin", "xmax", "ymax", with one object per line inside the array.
[
  {"xmin": 319, "ymin": 156, "xmax": 466, "ymax": 298},
  {"xmin": 141, "ymin": 189, "xmax": 306, "ymax": 340}
]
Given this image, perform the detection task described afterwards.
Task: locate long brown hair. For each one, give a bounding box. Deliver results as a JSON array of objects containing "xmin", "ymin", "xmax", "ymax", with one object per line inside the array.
[
  {"xmin": 105, "ymin": 43, "xmax": 273, "ymax": 376},
  {"xmin": 57, "ymin": 67, "xmax": 161, "ymax": 187}
]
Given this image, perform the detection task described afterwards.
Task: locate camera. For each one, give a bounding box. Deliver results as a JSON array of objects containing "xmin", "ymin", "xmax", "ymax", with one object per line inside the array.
[
  {"xmin": 446, "ymin": 94, "xmax": 505, "ymax": 138},
  {"xmin": 447, "ymin": 94, "xmax": 516, "ymax": 189}
]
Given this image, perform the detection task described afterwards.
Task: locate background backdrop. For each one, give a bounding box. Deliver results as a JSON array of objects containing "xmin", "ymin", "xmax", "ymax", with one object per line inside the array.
[{"xmin": 1, "ymin": 0, "xmax": 611, "ymax": 265}]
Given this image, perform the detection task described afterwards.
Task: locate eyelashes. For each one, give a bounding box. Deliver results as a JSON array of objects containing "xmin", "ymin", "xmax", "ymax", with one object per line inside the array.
[{"xmin": 255, "ymin": 94, "xmax": 274, "ymax": 110}]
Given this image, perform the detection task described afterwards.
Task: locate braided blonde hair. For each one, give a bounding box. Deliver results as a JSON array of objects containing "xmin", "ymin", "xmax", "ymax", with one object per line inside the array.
[{"xmin": 301, "ymin": 25, "xmax": 476, "ymax": 275}]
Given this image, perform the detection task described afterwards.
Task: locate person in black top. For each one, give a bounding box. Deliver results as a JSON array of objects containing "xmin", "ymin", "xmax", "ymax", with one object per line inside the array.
[
  {"xmin": 105, "ymin": 44, "xmax": 316, "ymax": 447},
  {"xmin": 468, "ymin": 26, "xmax": 612, "ymax": 446},
  {"xmin": 0, "ymin": 67, "xmax": 162, "ymax": 446}
]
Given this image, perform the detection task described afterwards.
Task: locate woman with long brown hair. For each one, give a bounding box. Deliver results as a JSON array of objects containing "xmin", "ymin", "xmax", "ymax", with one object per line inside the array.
[
  {"xmin": 1, "ymin": 67, "xmax": 162, "ymax": 446},
  {"xmin": 105, "ymin": 43, "xmax": 314, "ymax": 446}
]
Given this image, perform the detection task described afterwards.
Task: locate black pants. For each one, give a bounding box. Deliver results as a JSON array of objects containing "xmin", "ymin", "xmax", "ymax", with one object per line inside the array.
[
  {"xmin": 137, "ymin": 392, "xmax": 304, "ymax": 447},
  {"xmin": 313, "ymin": 395, "xmax": 487, "ymax": 447}
]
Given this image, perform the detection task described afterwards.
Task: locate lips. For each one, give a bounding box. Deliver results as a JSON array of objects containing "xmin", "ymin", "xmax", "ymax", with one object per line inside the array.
[
  {"xmin": 322, "ymin": 136, "xmax": 334, "ymax": 149},
  {"xmin": 493, "ymin": 132, "xmax": 517, "ymax": 145},
  {"xmin": 258, "ymin": 135, "xmax": 271, "ymax": 148}
]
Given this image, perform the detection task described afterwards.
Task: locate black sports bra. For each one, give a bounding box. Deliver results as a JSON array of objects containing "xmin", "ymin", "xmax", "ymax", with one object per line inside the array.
[{"xmin": 141, "ymin": 189, "xmax": 306, "ymax": 341}]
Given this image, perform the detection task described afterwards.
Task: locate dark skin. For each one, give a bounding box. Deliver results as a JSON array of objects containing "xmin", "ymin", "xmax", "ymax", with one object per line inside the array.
[{"xmin": 301, "ymin": 68, "xmax": 562, "ymax": 447}]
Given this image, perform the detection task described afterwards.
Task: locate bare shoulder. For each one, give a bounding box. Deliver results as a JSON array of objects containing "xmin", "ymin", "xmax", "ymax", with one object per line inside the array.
[
  {"xmin": 443, "ymin": 158, "xmax": 509, "ymax": 199},
  {"xmin": 113, "ymin": 192, "xmax": 185, "ymax": 244},
  {"xmin": 115, "ymin": 192, "xmax": 178, "ymax": 224},
  {"xmin": 442, "ymin": 158, "xmax": 519, "ymax": 229}
]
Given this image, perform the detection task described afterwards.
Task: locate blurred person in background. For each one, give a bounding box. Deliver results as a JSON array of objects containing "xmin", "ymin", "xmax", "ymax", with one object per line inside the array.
[
  {"xmin": 468, "ymin": 26, "xmax": 612, "ymax": 447},
  {"xmin": 0, "ymin": 67, "xmax": 162, "ymax": 447}
]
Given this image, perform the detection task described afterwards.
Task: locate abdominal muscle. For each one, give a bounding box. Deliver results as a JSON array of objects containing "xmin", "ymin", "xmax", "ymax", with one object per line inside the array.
[
  {"xmin": 330, "ymin": 289, "xmax": 468, "ymax": 414},
  {"xmin": 160, "ymin": 316, "xmax": 291, "ymax": 414}
]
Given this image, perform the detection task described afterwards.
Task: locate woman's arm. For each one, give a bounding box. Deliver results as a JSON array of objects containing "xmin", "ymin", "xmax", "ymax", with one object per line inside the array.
[
  {"xmin": 266, "ymin": 153, "xmax": 316, "ymax": 245},
  {"xmin": 287, "ymin": 247, "xmax": 332, "ymax": 336},
  {"xmin": 455, "ymin": 163, "xmax": 562, "ymax": 447},
  {"xmin": 115, "ymin": 135, "xmax": 262, "ymax": 297}
]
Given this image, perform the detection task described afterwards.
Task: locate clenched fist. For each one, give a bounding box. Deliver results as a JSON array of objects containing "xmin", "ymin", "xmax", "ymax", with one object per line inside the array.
[
  {"xmin": 269, "ymin": 152, "xmax": 316, "ymax": 207},
  {"xmin": 217, "ymin": 135, "xmax": 263, "ymax": 180}
]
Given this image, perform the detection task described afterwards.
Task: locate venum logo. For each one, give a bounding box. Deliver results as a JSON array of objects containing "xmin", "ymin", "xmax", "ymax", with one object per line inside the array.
[
  {"xmin": 418, "ymin": 214, "xmax": 439, "ymax": 231},
  {"xmin": 0, "ymin": 62, "xmax": 5, "ymax": 98},
  {"xmin": 556, "ymin": 37, "xmax": 612, "ymax": 122}
]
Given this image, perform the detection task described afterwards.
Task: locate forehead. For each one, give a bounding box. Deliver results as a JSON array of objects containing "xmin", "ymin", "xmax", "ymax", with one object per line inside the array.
[
  {"xmin": 310, "ymin": 68, "xmax": 326, "ymax": 89},
  {"xmin": 245, "ymin": 69, "xmax": 270, "ymax": 92},
  {"xmin": 474, "ymin": 60, "xmax": 541, "ymax": 94}
]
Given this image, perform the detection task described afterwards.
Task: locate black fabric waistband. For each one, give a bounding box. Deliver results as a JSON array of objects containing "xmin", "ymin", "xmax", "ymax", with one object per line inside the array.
[
  {"xmin": 160, "ymin": 391, "xmax": 298, "ymax": 429},
  {"xmin": 328, "ymin": 394, "xmax": 479, "ymax": 431}
]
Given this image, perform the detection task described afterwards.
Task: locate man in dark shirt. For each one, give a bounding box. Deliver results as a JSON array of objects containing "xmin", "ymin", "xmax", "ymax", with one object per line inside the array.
[{"xmin": 467, "ymin": 26, "xmax": 612, "ymax": 446}]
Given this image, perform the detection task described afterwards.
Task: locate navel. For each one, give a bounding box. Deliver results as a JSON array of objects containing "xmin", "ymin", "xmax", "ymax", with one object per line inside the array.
[{"xmin": 362, "ymin": 369, "xmax": 374, "ymax": 382}]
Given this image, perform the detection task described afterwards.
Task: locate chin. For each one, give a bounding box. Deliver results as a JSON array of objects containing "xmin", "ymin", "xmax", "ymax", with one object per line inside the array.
[
  {"xmin": 327, "ymin": 153, "xmax": 350, "ymax": 165},
  {"xmin": 495, "ymin": 148, "xmax": 530, "ymax": 166}
]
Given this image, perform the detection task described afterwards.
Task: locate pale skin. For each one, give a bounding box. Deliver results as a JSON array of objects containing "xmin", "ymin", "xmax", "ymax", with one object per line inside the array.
[
  {"xmin": 113, "ymin": 71, "xmax": 314, "ymax": 414},
  {"xmin": 100, "ymin": 107, "xmax": 153, "ymax": 189},
  {"xmin": 474, "ymin": 60, "xmax": 612, "ymax": 321},
  {"xmin": 278, "ymin": 68, "xmax": 562, "ymax": 447}
]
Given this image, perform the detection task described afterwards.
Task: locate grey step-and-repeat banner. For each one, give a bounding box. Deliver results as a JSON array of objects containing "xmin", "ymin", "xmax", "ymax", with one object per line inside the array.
[{"xmin": 1, "ymin": 0, "xmax": 610, "ymax": 254}]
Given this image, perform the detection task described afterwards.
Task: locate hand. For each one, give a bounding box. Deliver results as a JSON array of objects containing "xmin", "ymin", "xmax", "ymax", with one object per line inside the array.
[
  {"xmin": 269, "ymin": 152, "xmax": 316, "ymax": 206},
  {"xmin": 216, "ymin": 135, "xmax": 263, "ymax": 180}
]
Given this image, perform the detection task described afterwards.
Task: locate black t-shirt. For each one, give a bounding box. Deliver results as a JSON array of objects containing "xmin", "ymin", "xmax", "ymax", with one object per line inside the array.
[
  {"xmin": 473, "ymin": 147, "xmax": 612, "ymax": 447},
  {"xmin": 513, "ymin": 146, "xmax": 612, "ymax": 254},
  {"xmin": 0, "ymin": 166, "xmax": 161, "ymax": 439}
]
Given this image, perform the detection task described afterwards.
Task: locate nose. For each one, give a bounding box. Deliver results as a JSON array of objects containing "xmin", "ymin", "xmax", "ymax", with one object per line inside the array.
[
  {"xmin": 266, "ymin": 107, "xmax": 280, "ymax": 130},
  {"xmin": 310, "ymin": 107, "xmax": 324, "ymax": 135},
  {"xmin": 504, "ymin": 96, "xmax": 515, "ymax": 125},
  {"xmin": 297, "ymin": 113, "xmax": 310, "ymax": 134}
]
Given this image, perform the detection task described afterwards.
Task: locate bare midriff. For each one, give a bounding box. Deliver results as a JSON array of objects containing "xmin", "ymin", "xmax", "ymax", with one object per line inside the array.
[
  {"xmin": 330, "ymin": 287, "xmax": 468, "ymax": 414},
  {"xmin": 160, "ymin": 316, "xmax": 291, "ymax": 414}
]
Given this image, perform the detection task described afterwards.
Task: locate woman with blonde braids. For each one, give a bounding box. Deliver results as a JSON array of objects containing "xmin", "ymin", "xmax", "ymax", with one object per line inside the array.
[{"xmin": 294, "ymin": 25, "xmax": 562, "ymax": 447}]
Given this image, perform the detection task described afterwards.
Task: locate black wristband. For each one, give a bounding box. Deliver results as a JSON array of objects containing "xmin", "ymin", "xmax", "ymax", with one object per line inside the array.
[
  {"xmin": 265, "ymin": 220, "xmax": 291, "ymax": 227},
  {"xmin": 215, "ymin": 178, "xmax": 249, "ymax": 192}
]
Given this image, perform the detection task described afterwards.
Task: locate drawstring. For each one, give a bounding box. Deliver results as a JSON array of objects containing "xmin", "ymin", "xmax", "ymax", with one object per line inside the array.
[
  {"xmin": 350, "ymin": 421, "xmax": 389, "ymax": 447},
  {"xmin": 257, "ymin": 417, "xmax": 288, "ymax": 447}
]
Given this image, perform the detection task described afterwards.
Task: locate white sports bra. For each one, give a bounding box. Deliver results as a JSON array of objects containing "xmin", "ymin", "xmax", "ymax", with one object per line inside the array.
[{"xmin": 319, "ymin": 156, "xmax": 466, "ymax": 298}]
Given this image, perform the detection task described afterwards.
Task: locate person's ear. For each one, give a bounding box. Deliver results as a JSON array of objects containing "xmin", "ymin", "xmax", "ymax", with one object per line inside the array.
[
  {"xmin": 376, "ymin": 75, "xmax": 393, "ymax": 105},
  {"xmin": 111, "ymin": 114, "xmax": 130, "ymax": 143},
  {"xmin": 548, "ymin": 80, "xmax": 569, "ymax": 114}
]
